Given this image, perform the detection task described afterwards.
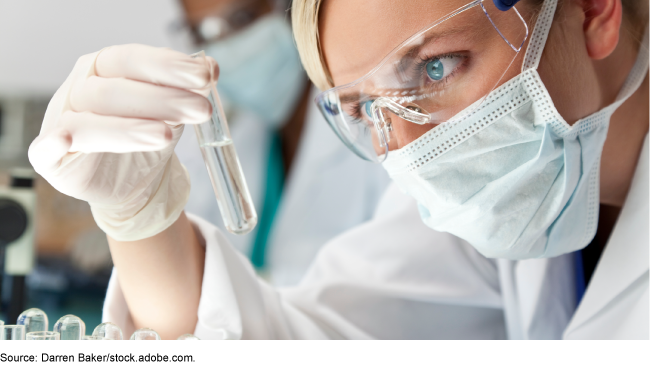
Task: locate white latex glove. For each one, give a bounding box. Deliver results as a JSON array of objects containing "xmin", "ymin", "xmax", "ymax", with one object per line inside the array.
[{"xmin": 29, "ymin": 44, "xmax": 216, "ymax": 241}]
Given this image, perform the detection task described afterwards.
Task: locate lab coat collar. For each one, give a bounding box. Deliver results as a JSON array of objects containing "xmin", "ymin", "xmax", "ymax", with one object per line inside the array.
[{"xmin": 563, "ymin": 134, "xmax": 649, "ymax": 337}]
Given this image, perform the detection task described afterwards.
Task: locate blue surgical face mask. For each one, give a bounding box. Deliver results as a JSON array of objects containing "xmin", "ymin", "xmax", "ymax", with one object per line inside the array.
[
  {"xmin": 382, "ymin": 0, "xmax": 649, "ymax": 259},
  {"xmin": 204, "ymin": 14, "xmax": 307, "ymax": 129}
]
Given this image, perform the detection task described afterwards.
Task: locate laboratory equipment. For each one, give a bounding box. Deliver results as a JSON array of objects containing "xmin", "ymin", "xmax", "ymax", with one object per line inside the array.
[
  {"xmin": 92, "ymin": 322, "xmax": 123, "ymax": 340},
  {"xmin": 17, "ymin": 308, "xmax": 48, "ymax": 333},
  {"xmin": 0, "ymin": 169, "xmax": 37, "ymax": 321},
  {"xmin": 82, "ymin": 335, "xmax": 111, "ymax": 340},
  {"xmin": 190, "ymin": 51, "xmax": 257, "ymax": 235},
  {"xmin": 0, "ymin": 324, "xmax": 26, "ymax": 340},
  {"xmin": 53, "ymin": 315, "xmax": 85, "ymax": 340},
  {"xmin": 130, "ymin": 328, "xmax": 161, "ymax": 340},
  {"xmin": 177, "ymin": 333, "xmax": 200, "ymax": 340},
  {"xmin": 26, "ymin": 331, "xmax": 59, "ymax": 340}
]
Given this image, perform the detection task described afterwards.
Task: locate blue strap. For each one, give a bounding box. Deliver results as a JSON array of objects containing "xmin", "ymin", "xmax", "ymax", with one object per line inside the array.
[
  {"xmin": 250, "ymin": 132, "xmax": 285, "ymax": 269},
  {"xmin": 574, "ymin": 250, "xmax": 587, "ymax": 308},
  {"xmin": 493, "ymin": 0, "xmax": 521, "ymax": 11}
]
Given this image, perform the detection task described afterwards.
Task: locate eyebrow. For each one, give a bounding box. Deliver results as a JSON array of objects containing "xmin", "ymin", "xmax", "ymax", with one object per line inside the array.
[
  {"xmin": 395, "ymin": 27, "xmax": 467, "ymax": 80},
  {"xmin": 336, "ymin": 25, "xmax": 473, "ymax": 105}
]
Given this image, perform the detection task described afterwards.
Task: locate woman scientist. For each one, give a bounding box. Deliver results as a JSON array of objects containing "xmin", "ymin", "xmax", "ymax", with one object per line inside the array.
[
  {"xmin": 174, "ymin": 0, "xmax": 391, "ymax": 285},
  {"xmin": 28, "ymin": 0, "xmax": 648, "ymax": 339}
]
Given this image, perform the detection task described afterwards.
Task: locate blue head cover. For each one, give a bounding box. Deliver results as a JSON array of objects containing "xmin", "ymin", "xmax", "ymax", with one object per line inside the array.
[{"xmin": 493, "ymin": 0, "xmax": 521, "ymax": 11}]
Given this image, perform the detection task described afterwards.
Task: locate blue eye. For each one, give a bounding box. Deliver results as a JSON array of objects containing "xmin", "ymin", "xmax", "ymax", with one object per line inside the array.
[
  {"xmin": 363, "ymin": 100, "xmax": 375, "ymax": 118},
  {"xmin": 426, "ymin": 59, "xmax": 444, "ymax": 80}
]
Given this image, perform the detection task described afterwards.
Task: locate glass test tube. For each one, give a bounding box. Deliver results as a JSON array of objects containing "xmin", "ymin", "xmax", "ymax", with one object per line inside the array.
[
  {"xmin": 92, "ymin": 322, "xmax": 123, "ymax": 340},
  {"xmin": 130, "ymin": 328, "xmax": 161, "ymax": 340},
  {"xmin": 82, "ymin": 335, "xmax": 111, "ymax": 340},
  {"xmin": 26, "ymin": 331, "xmax": 60, "ymax": 340},
  {"xmin": 190, "ymin": 51, "xmax": 258, "ymax": 235},
  {"xmin": 1, "ymin": 325, "xmax": 26, "ymax": 340},
  {"xmin": 17, "ymin": 308, "xmax": 48, "ymax": 333},
  {"xmin": 177, "ymin": 333, "xmax": 200, "ymax": 340},
  {"xmin": 53, "ymin": 315, "xmax": 85, "ymax": 340}
]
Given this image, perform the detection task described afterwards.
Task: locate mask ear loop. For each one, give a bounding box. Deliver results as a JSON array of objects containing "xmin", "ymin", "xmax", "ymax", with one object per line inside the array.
[{"xmin": 520, "ymin": 0, "xmax": 558, "ymax": 71}]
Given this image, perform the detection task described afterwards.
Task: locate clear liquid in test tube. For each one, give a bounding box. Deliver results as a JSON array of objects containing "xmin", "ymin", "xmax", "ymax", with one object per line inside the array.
[{"xmin": 191, "ymin": 51, "xmax": 257, "ymax": 234}]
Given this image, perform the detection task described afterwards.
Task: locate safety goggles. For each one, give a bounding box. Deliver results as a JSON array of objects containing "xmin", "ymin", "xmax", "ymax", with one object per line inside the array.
[{"xmin": 314, "ymin": 0, "xmax": 529, "ymax": 162}]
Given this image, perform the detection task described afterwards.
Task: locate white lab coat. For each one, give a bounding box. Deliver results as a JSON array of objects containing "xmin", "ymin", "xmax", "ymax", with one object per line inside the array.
[
  {"xmin": 175, "ymin": 87, "xmax": 392, "ymax": 285},
  {"xmin": 104, "ymin": 136, "xmax": 648, "ymax": 340}
]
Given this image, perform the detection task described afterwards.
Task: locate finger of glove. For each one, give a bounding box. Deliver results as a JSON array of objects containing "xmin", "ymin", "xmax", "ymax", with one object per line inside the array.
[
  {"xmin": 60, "ymin": 111, "xmax": 173, "ymax": 154},
  {"xmin": 37, "ymin": 53, "xmax": 93, "ymax": 136},
  {"xmin": 70, "ymin": 76, "xmax": 211, "ymax": 124},
  {"xmin": 207, "ymin": 55, "xmax": 219, "ymax": 81},
  {"xmin": 28, "ymin": 127, "xmax": 73, "ymax": 176},
  {"xmin": 95, "ymin": 44, "xmax": 216, "ymax": 90},
  {"xmin": 189, "ymin": 55, "xmax": 220, "ymax": 99}
]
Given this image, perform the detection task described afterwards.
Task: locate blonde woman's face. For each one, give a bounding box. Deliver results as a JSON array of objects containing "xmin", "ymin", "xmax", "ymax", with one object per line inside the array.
[
  {"xmin": 318, "ymin": 0, "xmax": 534, "ymax": 148},
  {"xmin": 318, "ymin": 0, "xmax": 604, "ymax": 149}
]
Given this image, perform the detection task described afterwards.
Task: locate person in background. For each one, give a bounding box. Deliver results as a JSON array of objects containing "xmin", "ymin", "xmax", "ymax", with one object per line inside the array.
[{"xmin": 174, "ymin": 0, "xmax": 391, "ymax": 285}]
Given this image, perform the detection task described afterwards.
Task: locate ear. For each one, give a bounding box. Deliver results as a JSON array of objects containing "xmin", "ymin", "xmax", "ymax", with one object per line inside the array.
[{"xmin": 582, "ymin": 0, "xmax": 623, "ymax": 60}]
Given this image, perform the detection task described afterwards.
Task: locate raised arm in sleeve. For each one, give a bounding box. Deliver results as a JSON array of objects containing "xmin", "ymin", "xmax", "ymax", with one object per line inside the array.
[{"xmin": 105, "ymin": 186, "xmax": 508, "ymax": 339}]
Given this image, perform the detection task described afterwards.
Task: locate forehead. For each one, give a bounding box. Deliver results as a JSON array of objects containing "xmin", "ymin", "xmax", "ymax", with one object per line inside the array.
[
  {"xmin": 182, "ymin": 0, "xmax": 265, "ymax": 23},
  {"xmin": 319, "ymin": 0, "xmax": 471, "ymax": 86},
  {"xmin": 182, "ymin": 0, "xmax": 232, "ymax": 20}
]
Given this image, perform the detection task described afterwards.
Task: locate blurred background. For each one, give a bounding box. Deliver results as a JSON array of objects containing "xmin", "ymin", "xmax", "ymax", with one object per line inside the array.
[
  {"xmin": 0, "ymin": 0, "xmax": 186, "ymax": 330},
  {"xmin": 0, "ymin": 0, "xmax": 391, "ymax": 333}
]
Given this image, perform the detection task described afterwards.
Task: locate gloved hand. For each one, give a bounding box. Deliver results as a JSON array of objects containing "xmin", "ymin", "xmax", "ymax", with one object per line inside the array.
[{"xmin": 29, "ymin": 44, "xmax": 216, "ymax": 241}]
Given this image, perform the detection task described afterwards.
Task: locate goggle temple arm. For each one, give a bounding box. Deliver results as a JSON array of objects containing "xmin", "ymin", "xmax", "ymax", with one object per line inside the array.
[{"xmin": 481, "ymin": 2, "xmax": 528, "ymax": 53}]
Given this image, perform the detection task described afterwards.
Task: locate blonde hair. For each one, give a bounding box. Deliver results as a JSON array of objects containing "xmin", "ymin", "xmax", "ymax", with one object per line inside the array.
[
  {"xmin": 291, "ymin": 0, "xmax": 647, "ymax": 91},
  {"xmin": 291, "ymin": 0, "xmax": 332, "ymax": 90}
]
